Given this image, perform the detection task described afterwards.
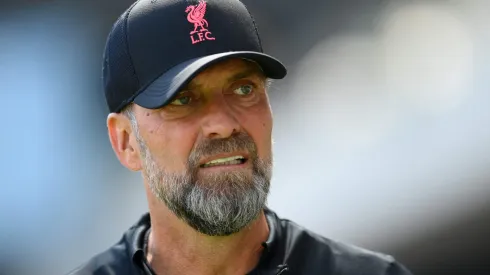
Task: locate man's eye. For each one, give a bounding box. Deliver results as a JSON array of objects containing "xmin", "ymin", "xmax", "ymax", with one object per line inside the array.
[
  {"xmin": 233, "ymin": 85, "xmax": 254, "ymax": 96},
  {"xmin": 170, "ymin": 96, "xmax": 192, "ymax": 106}
]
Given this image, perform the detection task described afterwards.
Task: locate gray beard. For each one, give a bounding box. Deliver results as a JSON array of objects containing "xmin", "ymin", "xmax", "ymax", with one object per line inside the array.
[{"xmin": 137, "ymin": 131, "xmax": 272, "ymax": 236}]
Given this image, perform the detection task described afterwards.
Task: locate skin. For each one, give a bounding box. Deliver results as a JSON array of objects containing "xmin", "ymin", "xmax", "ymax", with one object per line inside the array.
[{"xmin": 107, "ymin": 58, "xmax": 273, "ymax": 275}]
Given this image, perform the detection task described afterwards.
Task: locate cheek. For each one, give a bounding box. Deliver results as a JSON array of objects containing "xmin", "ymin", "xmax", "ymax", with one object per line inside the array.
[
  {"xmin": 231, "ymin": 93, "xmax": 272, "ymax": 123},
  {"xmin": 259, "ymin": 112, "xmax": 273, "ymax": 155},
  {"xmin": 234, "ymin": 100, "xmax": 273, "ymax": 156},
  {"xmin": 143, "ymin": 121, "xmax": 199, "ymax": 172}
]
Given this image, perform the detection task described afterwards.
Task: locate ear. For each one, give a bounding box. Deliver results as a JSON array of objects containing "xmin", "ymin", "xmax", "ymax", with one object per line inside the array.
[{"xmin": 107, "ymin": 113, "xmax": 143, "ymax": 171}]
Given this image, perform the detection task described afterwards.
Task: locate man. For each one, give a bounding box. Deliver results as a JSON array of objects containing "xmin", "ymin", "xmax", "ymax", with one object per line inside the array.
[{"xmin": 70, "ymin": 0, "xmax": 412, "ymax": 274}]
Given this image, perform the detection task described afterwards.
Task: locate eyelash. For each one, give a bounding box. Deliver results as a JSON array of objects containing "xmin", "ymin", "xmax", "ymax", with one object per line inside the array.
[
  {"xmin": 170, "ymin": 79, "xmax": 261, "ymax": 105},
  {"xmin": 231, "ymin": 80, "xmax": 259, "ymax": 92},
  {"xmin": 170, "ymin": 92, "xmax": 196, "ymax": 106}
]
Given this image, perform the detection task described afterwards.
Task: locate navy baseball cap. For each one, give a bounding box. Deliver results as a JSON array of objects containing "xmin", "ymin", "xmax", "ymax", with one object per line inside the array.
[{"xmin": 103, "ymin": 0, "xmax": 287, "ymax": 113}]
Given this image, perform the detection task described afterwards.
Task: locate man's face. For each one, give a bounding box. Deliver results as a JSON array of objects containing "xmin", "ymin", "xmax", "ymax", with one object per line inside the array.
[{"xmin": 130, "ymin": 58, "xmax": 273, "ymax": 236}]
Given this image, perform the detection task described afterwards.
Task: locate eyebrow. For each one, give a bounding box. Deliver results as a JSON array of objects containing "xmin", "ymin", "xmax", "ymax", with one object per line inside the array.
[
  {"xmin": 226, "ymin": 68, "xmax": 264, "ymax": 83},
  {"xmin": 184, "ymin": 68, "xmax": 265, "ymax": 91}
]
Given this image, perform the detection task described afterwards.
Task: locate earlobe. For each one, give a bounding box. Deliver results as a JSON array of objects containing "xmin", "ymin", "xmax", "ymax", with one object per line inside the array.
[{"xmin": 107, "ymin": 113, "xmax": 143, "ymax": 171}]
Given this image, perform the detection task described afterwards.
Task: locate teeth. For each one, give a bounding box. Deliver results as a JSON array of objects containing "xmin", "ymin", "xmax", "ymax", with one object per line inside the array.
[
  {"xmin": 202, "ymin": 156, "xmax": 245, "ymax": 168},
  {"xmin": 205, "ymin": 156, "xmax": 244, "ymax": 165}
]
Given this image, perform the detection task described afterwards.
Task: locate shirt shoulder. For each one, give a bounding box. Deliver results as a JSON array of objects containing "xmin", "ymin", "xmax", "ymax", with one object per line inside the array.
[
  {"xmin": 269, "ymin": 212, "xmax": 412, "ymax": 275},
  {"xmin": 66, "ymin": 213, "xmax": 151, "ymax": 275},
  {"xmin": 66, "ymin": 238, "xmax": 134, "ymax": 275}
]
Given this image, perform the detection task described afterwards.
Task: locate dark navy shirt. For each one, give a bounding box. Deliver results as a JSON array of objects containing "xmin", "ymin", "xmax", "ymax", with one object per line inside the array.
[{"xmin": 68, "ymin": 208, "xmax": 412, "ymax": 275}]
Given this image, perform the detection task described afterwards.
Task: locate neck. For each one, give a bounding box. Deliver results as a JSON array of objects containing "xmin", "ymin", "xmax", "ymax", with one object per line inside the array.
[{"xmin": 145, "ymin": 194, "xmax": 269, "ymax": 275}]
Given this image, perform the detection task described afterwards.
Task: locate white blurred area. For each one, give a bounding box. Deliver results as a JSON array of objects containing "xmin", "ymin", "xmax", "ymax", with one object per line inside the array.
[
  {"xmin": 270, "ymin": 1, "xmax": 490, "ymax": 248},
  {"xmin": 1, "ymin": 1, "xmax": 489, "ymax": 274}
]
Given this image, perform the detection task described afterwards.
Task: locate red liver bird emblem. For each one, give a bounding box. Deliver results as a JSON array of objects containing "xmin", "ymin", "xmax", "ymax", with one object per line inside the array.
[{"xmin": 186, "ymin": 0, "xmax": 209, "ymax": 34}]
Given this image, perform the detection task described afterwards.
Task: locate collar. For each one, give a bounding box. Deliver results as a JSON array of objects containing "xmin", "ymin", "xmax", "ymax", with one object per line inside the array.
[
  {"xmin": 125, "ymin": 208, "xmax": 288, "ymax": 275},
  {"xmin": 125, "ymin": 213, "xmax": 151, "ymax": 268},
  {"xmin": 262, "ymin": 207, "xmax": 280, "ymax": 253},
  {"xmin": 253, "ymin": 208, "xmax": 289, "ymax": 274}
]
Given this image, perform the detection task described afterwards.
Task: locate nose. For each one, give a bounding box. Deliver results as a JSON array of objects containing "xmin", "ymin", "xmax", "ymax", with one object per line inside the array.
[{"xmin": 200, "ymin": 97, "xmax": 241, "ymax": 139}]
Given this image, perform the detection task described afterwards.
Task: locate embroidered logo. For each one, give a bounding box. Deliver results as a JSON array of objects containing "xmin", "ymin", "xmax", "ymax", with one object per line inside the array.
[{"xmin": 185, "ymin": 0, "xmax": 216, "ymax": 44}]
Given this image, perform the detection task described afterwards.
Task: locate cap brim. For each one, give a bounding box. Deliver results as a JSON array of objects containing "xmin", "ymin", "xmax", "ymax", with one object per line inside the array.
[{"xmin": 133, "ymin": 51, "xmax": 287, "ymax": 110}]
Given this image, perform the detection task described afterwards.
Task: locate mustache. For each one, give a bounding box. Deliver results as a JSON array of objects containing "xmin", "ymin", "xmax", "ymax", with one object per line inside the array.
[{"xmin": 188, "ymin": 132, "xmax": 258, "ymax": 166}]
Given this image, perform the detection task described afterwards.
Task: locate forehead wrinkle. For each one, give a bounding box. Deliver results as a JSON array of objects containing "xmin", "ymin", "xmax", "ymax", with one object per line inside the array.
[
  {"xmin": 226, "ymin": 68, "xmax": 265, "ymax": 83},
  {"xmin": 184, "ymin": 60, "xmax": 265, "ymax": 91}
]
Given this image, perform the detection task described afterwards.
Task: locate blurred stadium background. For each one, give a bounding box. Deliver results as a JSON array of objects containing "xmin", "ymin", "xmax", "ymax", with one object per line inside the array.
[{"xmin": 1, "ymin": 0, "xmax": 489, "ymax": 274}]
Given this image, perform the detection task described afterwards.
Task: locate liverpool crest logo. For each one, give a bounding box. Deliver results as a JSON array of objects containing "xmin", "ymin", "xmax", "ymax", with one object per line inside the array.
[{"xmin": 185, "ymin": 0, "xmax": 216, "ymax": 44}]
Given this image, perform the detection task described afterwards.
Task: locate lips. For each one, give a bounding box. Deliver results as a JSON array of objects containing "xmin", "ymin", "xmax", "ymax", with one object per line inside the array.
[{"xmin": 200, "ymin": 155, "xmax": 247, "ymax": 168}]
